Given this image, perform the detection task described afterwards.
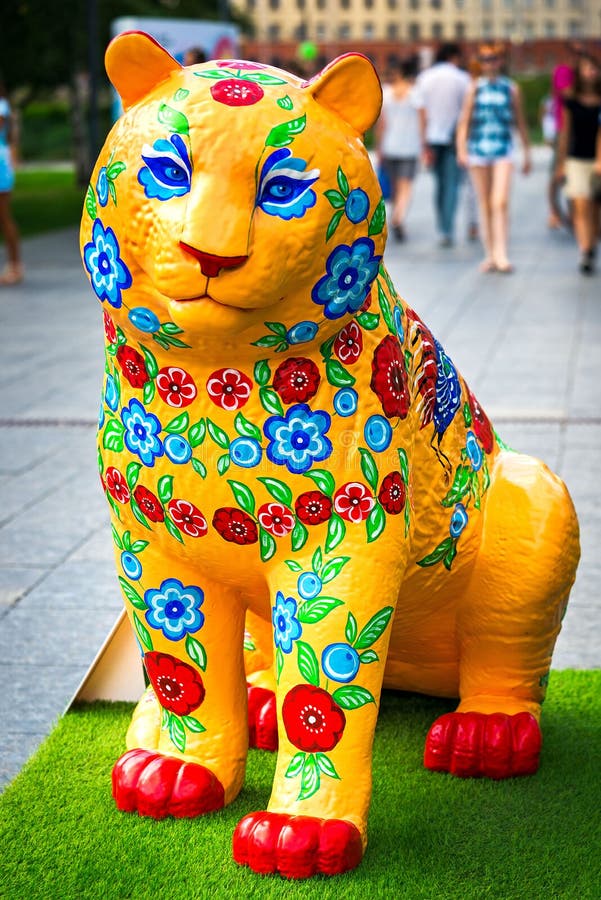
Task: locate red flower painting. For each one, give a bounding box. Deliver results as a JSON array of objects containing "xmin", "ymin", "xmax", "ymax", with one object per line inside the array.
[
  {"xmin": 378, "ymin": 471, "xmax": 406, "ymax": 515},
  {"xmin": 273, "ymin": 357, "xmax": 321, "ymax": 405},
  {"xmin": 212, "ymin": 507, "xmax": 258, "ymax": 544},
  {"xmin": 282, "ymin": 684, "xmax": 346, "ymax": 752},
  {"xmin": 295, "ymin": 490, "xmax": 332, "ymax": 525},
  {"xmin": 370, "ymin": 335, "xmax": 410, "ymax": 419},
  {"xmin": 133, "ymin": 485, "xmax": 165, "ymax": 522},
  {"xmin": 144, "ymin": 651, "xmax": 205, "ymax": 716},
  {"xmin": 116, "ymin": 345, "xmax": 150, "ymax": 388}
]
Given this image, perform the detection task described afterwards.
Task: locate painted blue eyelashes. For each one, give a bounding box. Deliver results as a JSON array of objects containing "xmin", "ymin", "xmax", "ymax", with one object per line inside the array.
[
  {"xmin": 138, "ymin": 134, "xmax": 192, "ymax": 200},
  {"xmin": 257, "ymin": 148, "xmax": 320, "ymax": 220}
]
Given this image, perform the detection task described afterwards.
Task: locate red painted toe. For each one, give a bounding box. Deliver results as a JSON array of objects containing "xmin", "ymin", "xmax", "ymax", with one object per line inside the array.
[
  {"xmin": 112, "ymin": 749, "xmax": 160, "ymax": 812},
  {"xmin": 170, "ymin": 761, "xmax": 225, "ymax": 818},
  {"xmin": 277, "ymin": 816, "xmax": 321, "ymax": 879},
  {"xmin": 112, "ymin": 750, "xmax": 225, "ymax": 818},
  {"xmin": 424, "ymin": 711, "xmax": 541, "ymax": 779},
  {"xmin": 233, "ymin": 812, "xmax": 363, "ymax": 878},
  {"xmin": 317, "ymin": 819, "xmax": 364, "ymax": 875}
]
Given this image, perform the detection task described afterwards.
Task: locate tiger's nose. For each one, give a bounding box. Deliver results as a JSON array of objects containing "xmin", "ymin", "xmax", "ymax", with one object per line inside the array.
[{"xmin": 179, "ymin": 242, "xmax": 248, "ymax": 278}]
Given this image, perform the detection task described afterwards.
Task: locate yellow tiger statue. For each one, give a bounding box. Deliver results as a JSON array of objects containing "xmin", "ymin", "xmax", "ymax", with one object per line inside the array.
[{"xmin": 80, "ymin": 31, "xmax": 580, "ymax": 879}]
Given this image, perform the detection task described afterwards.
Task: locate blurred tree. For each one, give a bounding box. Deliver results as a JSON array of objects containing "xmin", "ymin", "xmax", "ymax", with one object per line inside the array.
[
  {"xmin": 0, "ymin": 0, "xmax": 247, "ymax": 180},
  {"xmin": 0, "ymin": 0, "xmax": 238, "ymax": 93}
]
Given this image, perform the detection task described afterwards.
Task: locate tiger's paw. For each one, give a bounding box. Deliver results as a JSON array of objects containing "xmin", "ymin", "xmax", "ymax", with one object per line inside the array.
[
  {"xmin": 247, "ymin": 685, "xmax": 278, "ymax": 751},
  {"xmin": 424, "ymin": 711, "xmax": 541, "ymax": 779},
  {"xmin": 112, "ymin": 749, "xmax": 225, "ymax": 818},
  {"xmin": 233, "ymin": 811, "xmax": 363, "ymax": 878}
]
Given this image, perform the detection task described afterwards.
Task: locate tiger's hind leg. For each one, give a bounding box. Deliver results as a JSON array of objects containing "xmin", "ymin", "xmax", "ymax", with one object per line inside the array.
[{"xmin": 425, "ymin": 451, "xmax": 579, "ymax": 779}]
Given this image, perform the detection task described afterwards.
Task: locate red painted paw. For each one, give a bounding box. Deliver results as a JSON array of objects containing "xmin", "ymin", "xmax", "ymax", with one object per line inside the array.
[
  {"xmin": 424, "ymin": 711, "xmax": 541, "ymax": 779},
  {"xmin": 112, "ymin": 749, "xmax": 225, "ymax": 818},
  {"xmin": 247, "ymin": 685, "xmax": 278, "ymax": 751},
  {"xmin": 233, "ymin": 811, "xmax": 363, "ymax": 878}
]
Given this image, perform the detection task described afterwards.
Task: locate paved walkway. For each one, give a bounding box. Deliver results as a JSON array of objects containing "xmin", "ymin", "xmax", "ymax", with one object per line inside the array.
[{"xmin": 0, "ymin": 146, "xmax": 599, "ymax": 791}]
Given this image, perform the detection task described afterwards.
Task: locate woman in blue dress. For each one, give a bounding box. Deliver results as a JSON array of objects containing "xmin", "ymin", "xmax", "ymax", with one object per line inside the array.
[
  {"xmin": 0, "ymin": 82, "xmax": 22, "ymax": 285},
  {"xmin": 456, "ymin": 44, "xmax": 531, "ymax": 273}
]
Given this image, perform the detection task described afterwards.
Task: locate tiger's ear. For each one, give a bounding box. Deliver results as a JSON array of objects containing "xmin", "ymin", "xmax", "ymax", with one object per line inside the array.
[
  {"xmin": 106, "ymin": 31, "xmax": 182, "ymax": 111},
  {"xmin": 306, "ymin": 53, "xmax": 382, "ymax": 134}
]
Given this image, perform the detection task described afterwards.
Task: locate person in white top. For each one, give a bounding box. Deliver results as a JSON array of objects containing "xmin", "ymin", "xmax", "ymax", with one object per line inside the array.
[
  {"xmin": 413, "ymin": 43, "xmax": 470, "ymax": 246},
  {"xmin": 375, "ymin": 57, "xmax": 422, "ymax": 242}
]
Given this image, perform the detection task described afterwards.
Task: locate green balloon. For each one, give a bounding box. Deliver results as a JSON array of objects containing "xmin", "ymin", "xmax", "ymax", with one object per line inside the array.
[{"xmin": 298, "ymin": 41, "xmax": 318, "ymax": 62}]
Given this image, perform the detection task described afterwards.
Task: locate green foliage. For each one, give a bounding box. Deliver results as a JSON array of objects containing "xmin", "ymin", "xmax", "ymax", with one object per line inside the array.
[
  {"xmin": 0, "ymin": 671, "xmax": 599, "ymax": 898},
  {"xmin": 515, "ymin": 73, "xmax": 552, "ymax": 143},
  {"xmin": 5, "ymin": 170, "xmax": 84, "ymax": 239},
  {"xmin": 0, "ymin": 1, "xmax": 249, "ymax": 94}
]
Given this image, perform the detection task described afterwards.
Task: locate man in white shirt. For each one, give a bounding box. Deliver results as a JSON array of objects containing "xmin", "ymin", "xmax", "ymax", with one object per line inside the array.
[{"xmin": 414, "ymin": 43, "xmax": 470, "ymax": 246}]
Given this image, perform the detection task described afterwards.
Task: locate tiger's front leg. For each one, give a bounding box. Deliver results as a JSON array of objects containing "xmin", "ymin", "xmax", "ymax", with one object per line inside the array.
[
  {"xmin": 111, "ymin": 544, "xmax": 249, "ymax": 819},
  {"xmin": 234, "ymin": 555, "xmax": 402, "ymax": 878}
]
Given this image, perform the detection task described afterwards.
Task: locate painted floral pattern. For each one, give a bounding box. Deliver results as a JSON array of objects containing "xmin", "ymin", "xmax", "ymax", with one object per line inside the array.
[
  {"xmin": 144, "ymin": 578, "xmax": 205, "ymax": 641},
  {"xmin": 157, "ymin": 366, "xmax": 197, "ymax": 408},
  {"xmin": 206, "ymin": 368, "xmax": 253, "ymax": 411},
  {"xmin": 85, "ymin": 76, "xmax": 503, "ymax": 779},
  {"xmin": 283, "ymin": 685, "xmax": 346, "ymax": 752},
  {"xmin": 312, "ymin": 238, "xmax": 381, "ymax": 319},
  {"xmin": 144, "ymin": 651, "xmax": 205, "ymax": 716},
  {"xmin": 122, "ymin": 399, "xmax": 164, "ymax": 467},
  {"xmin": 264, "ymin": 404, "xmax": 332, "ymax": 475},
  {"xmin": 83, "ymin": 219, "xmax": 132, "ymax": 308}
]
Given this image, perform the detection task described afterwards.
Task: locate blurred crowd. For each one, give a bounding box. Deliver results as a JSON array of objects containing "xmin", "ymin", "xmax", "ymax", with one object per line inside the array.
[
  {"xmin": 375, "ymin": 42, "xmax": 601, "ymax": 276},
  {"xmin": 1, "ymin": 41, "xmax": 600, "ymax": 284}
]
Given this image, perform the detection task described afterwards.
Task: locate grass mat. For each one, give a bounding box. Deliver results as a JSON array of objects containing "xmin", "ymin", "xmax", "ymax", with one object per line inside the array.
[{"xmin": 1, "ymin": 670, "xmax": 599, "ymax": 899}]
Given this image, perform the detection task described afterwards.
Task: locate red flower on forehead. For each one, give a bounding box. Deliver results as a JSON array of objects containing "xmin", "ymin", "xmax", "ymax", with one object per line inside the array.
[
  {"xmin": 468, "ymin": 389, "xmax": 495, "ymax": 455},
  {"xmin": 116, "ymin": 344, "xmax": 149, "ymax": 388},
  {"xmin": 257, "ymin": 503, "xmax": 295, "ymax": 537},
  {"xmin": 210, "ymin": 79, "xmax": 264, "ymax": 107},
  {"xmin": 216, "ymin": 60, "xmax": 267, "ymax": 70},
  {"xmin": 333, "ymin": 482, "xmax": 375, "ymax": 523}
]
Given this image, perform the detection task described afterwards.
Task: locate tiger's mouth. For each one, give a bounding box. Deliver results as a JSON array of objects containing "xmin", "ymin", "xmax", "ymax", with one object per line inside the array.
[{"xmin": 167, "ymin": 289, "xmax": 285, "ymax": 336}]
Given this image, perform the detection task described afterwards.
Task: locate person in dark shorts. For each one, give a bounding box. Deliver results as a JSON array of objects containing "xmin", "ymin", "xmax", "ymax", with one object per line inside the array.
[
  {"xmin": 376, "ymin": 57, "xmax": 421, "ymax": 241},
  {"xmin": 556, "ymin": 53, "xmax": 601, "ymax": 275}
]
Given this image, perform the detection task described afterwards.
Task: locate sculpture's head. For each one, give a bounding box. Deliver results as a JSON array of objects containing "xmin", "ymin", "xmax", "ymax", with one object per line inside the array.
[{"xmin": 80, "ymin": 32, "xmax": 385, "ymax": 344}]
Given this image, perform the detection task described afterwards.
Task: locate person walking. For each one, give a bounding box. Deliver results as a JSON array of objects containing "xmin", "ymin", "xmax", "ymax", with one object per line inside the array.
[
  {"xmin": 555, "ymin": 53, "xmax": 601, "ymax": 275},
  {"xmin": 376, "ymin": 56, "xmax": 421, "ymax": 242},
  {"xmin": 414, "ymin": 43, "xmax": 470, "ymax": 247},
  {"xmin": 456, "ymin": 43, "xmax": 531, "ymax": 273},
  {"xmin": 547, "ymin": 60, "xmax": 575, "ymax": 229},
  {"xmin": 0, "ymin": 81, "xmax": 22, "ymax": 285}
]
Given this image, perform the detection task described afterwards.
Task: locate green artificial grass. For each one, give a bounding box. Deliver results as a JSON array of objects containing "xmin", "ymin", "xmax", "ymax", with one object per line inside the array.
[
  {"xmin": 1, "ymin": 671, "xmax": 600, "ymax": 899},
  {"xmin": 7, "ymin": 170, "xmax": 84, "ymax": 238}
]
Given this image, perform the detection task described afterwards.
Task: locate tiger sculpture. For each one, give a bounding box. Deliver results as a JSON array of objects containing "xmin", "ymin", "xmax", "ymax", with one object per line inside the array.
[{"xmin": 80, "ymin": 31, "xmax": 580, "ymax": 879}]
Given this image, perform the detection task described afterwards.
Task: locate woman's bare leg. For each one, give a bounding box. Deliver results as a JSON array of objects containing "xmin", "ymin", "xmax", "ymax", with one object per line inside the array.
[{"xmin": 490, "ymin": 160, "xmax": 513, "ymax": 270}]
